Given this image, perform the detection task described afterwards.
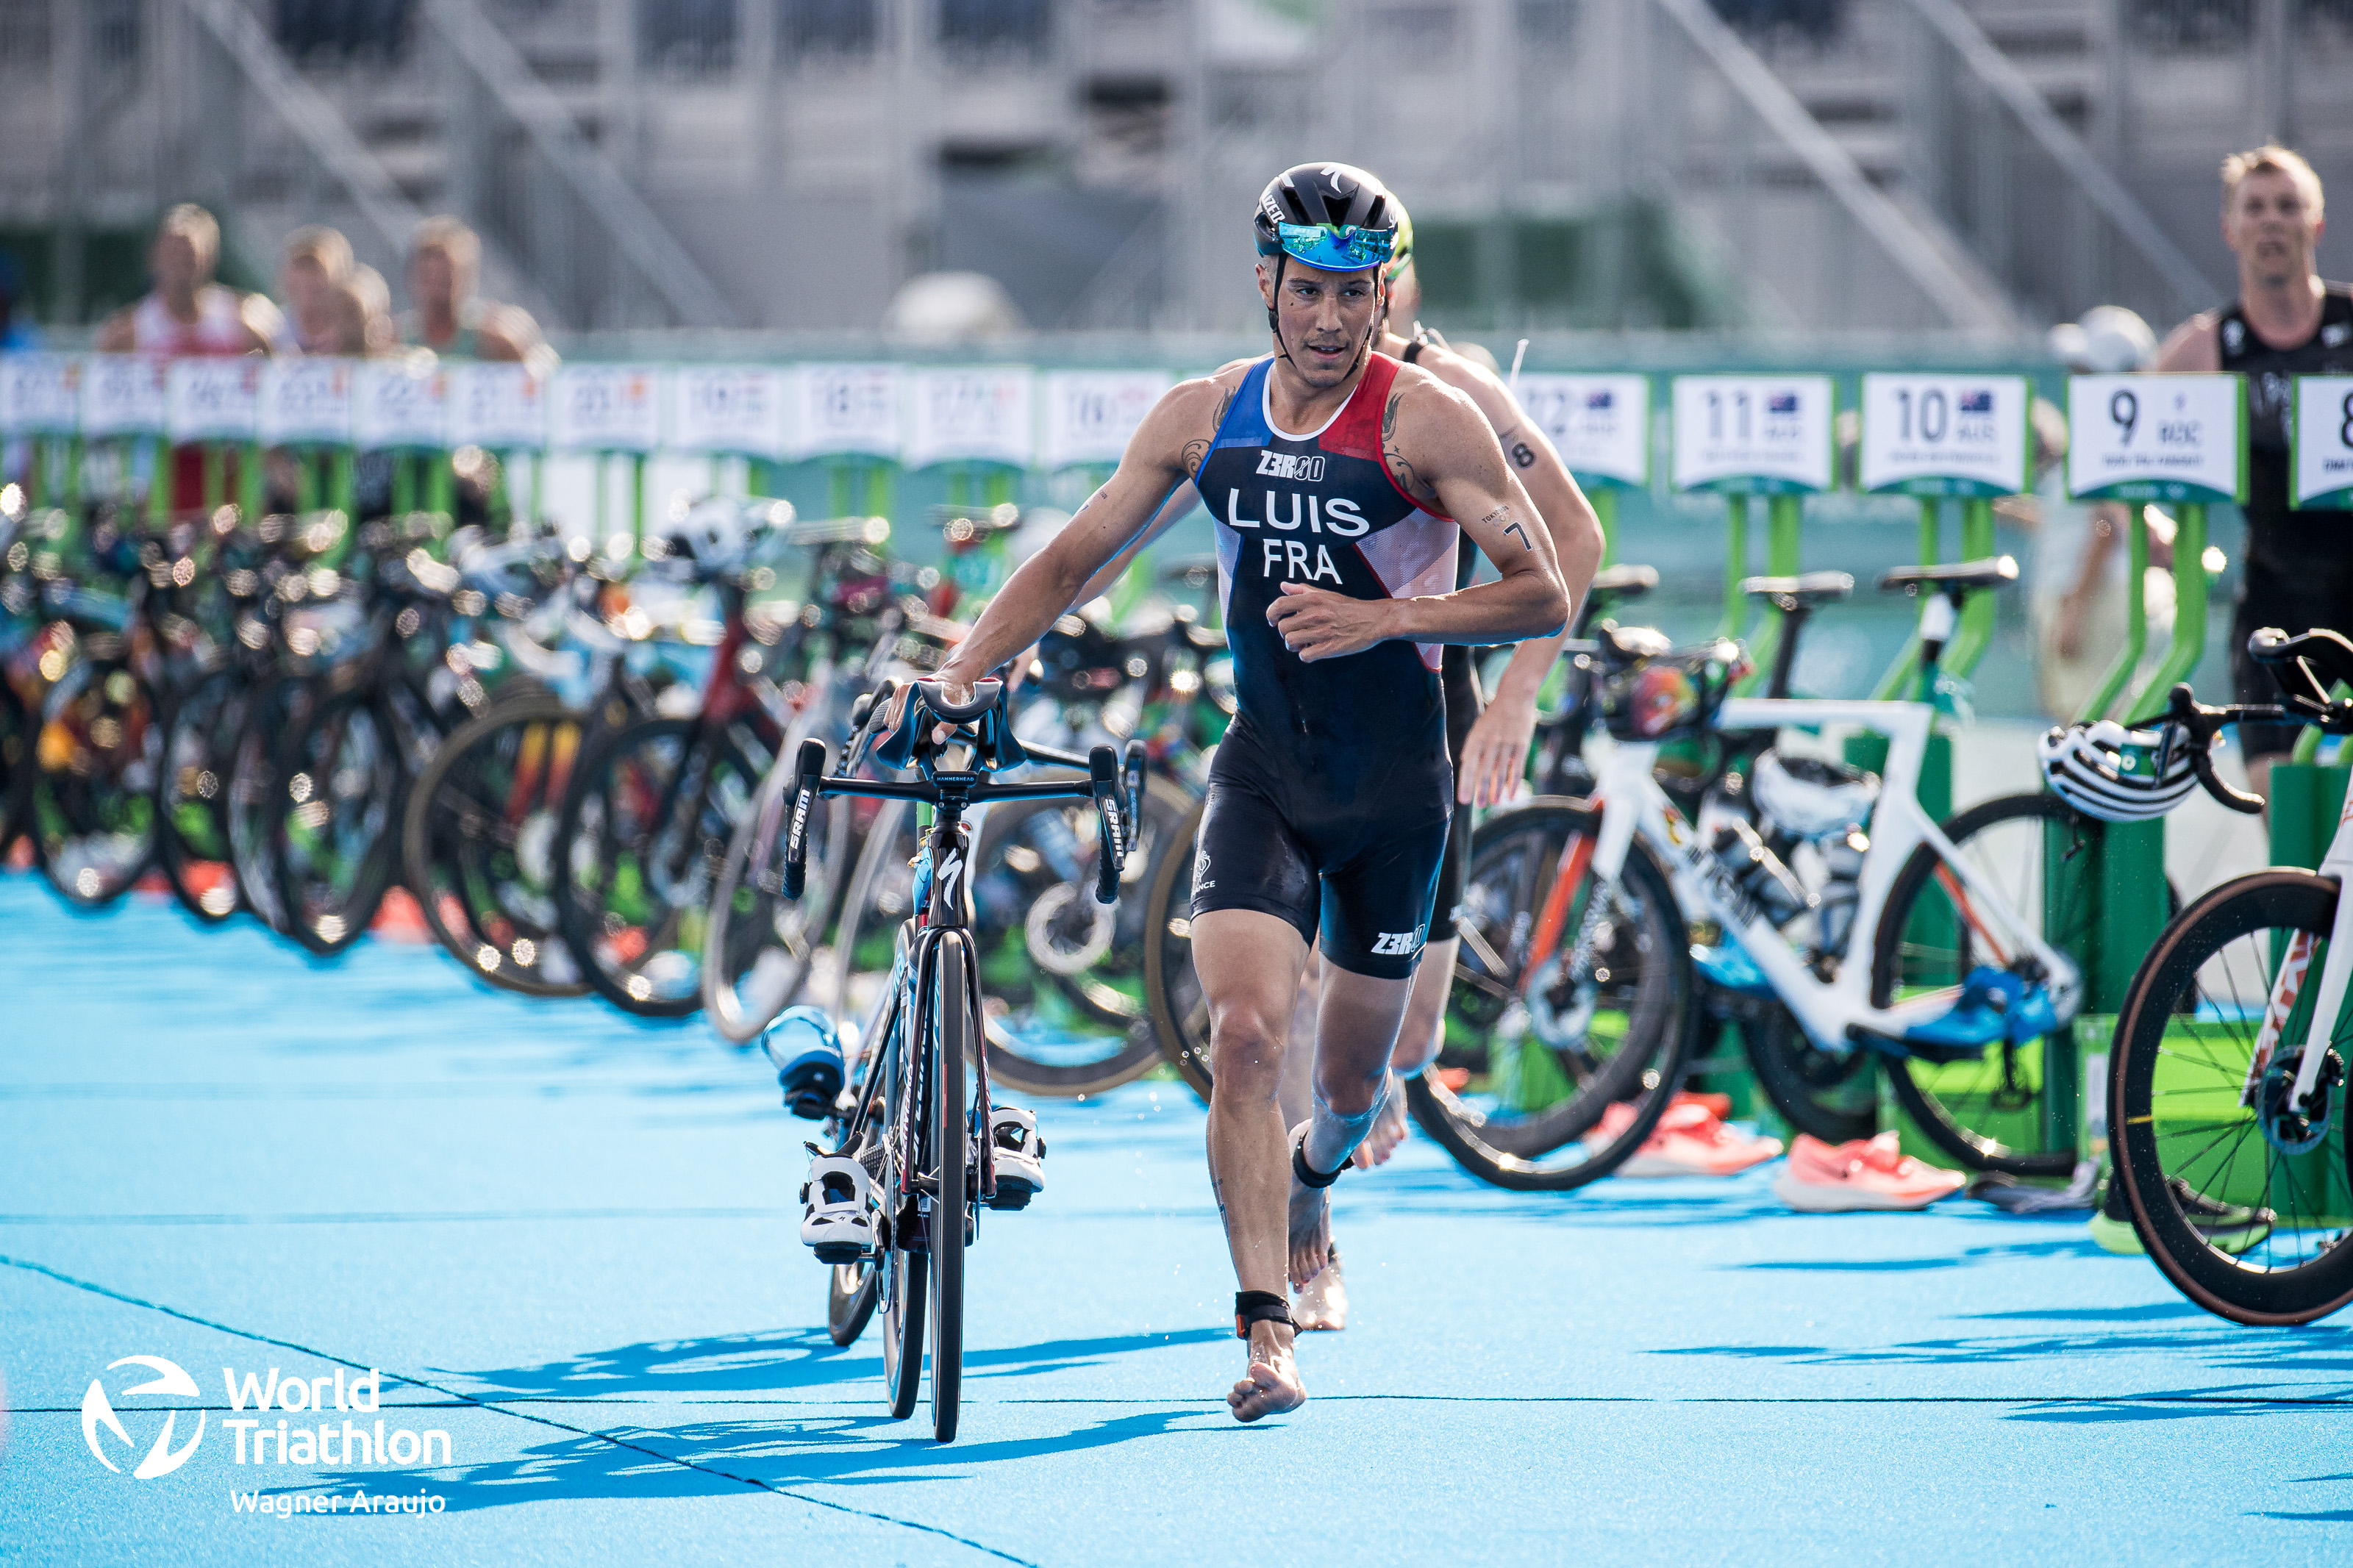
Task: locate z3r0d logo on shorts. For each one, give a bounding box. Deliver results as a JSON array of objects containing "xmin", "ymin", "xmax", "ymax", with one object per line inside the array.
[
  {"xmin": 84, "ymin": 1356, "xmax": 205, "ymax": 1479},
  {"xmin": 1369, "ymin": 931, "xmax": 1422, "ymax": 957}
]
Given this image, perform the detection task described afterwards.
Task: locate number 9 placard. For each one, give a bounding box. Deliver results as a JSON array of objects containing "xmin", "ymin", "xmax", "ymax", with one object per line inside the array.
[
  {"xmin": 2065, "ymin": 373, "xmax": 2245, "ymax": 504},
  {"xmin": 1857, "ymin": 373, "xmax": 2029, "ymax": 496},
  {"xmin": 2290, "ymin": 376, "xmax": 2353, "ymax": 509}
]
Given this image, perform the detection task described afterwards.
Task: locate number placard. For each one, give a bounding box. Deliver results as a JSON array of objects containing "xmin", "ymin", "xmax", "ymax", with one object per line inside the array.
[
  {"xmin": 1857, "ymin": 373, "xmax": 2030, "ymax": 496},
  {"xmin": 449, "ymin": 363, "xmax": 546, "ymax": 451},
  {"xmin": 2066, "ymin": 373, "xmax": 2244, "ymax": 503},
  {"xmin": 258, "ymin": 358, "xmax": 356, "ymax": 446},
  {"xmin": 669, "ymin": 366, "xmax": 790, "ymax": 459},
  {"xmin": 551, "ymin": 365, "xmax": 661, "ymax": 453},
  {"xmin": 82, "ymin": 356, "xmax": 171, "ymax": 436},
  {"xmin": 2290, "ymin": 376, "xmax": 2353, "ymax": 509},
  {"xmin": 794, "ymin": 364, "xmax": 902, "ymax": 460},
  {"xmin": 354, "ymin": 359, "xmax": 451, "ymax": 451},
  {"xmin": 904, "ymin": 367, "xmax": 1034, "ymax": 470},
  {"xmin": 167, "ymin": 359, "xmax": 262, "ymax": 443},
  {"xmin": 1514, "ymin": 373, "xmax": 1650, "ymax": 490},
  {"xmin": 1670, "ymin": 375, "xmax": 1835, "ymax": 494},
  {"xmin": 1041, "ymin": 370, "xmax": 1170, "ymax": 470},
  {"xmin": 0, "ymin": 354, "xmax": 85, "ymax": 435}
]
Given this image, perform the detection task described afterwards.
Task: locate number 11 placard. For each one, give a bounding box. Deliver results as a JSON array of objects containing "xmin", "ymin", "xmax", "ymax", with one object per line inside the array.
[{"xmin": 2066, "ymin": 373, "xmax": 2245, "ymax": 503}]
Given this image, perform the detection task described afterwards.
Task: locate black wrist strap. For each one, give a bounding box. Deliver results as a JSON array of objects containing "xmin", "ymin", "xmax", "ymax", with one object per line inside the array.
[
  {"xmin": 1235, "ymin": 1289, "xmax": 1294, "ymax": 1339},
  {"xmin": 1293, "ymin": 1138, "xmax": 1346, "ymax": 1189}
]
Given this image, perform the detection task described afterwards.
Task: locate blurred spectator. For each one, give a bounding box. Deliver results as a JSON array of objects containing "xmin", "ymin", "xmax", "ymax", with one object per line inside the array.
[
  {"xmin": 276, "ymin": 225, "xmax": 355, "ymax": 354},
  {"xmin": 335, "ymin": 264, "xmax": 397, "ymax": 356},
  {"xmin": 398, "ymin": 216, "xmax": 554, "ymax": 374},
  {"xmin": 0, "ymin": 249, "xmax": 36, "ymax": 350},
  {"xmin": 96, "ymin": 203, "xmax": 279, "ymax": 357}
]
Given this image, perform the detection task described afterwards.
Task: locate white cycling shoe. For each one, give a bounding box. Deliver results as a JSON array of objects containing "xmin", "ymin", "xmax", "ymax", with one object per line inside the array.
[
  {"xmin": 799, "ymin": 1142, "xmax": 876, "ymax": 1264},
  {"xmin": 986, "ymin": 1106, "xmax": 1046, "ymax": 1211}
]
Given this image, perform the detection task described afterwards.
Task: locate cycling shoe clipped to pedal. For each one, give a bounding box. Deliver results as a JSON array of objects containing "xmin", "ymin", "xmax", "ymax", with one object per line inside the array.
[
  {"xmin": 985, "ymin": 1105, "xmax": 1046, "ymax": 1210},
  {"xmin": 799, "ymin": 1143, "xmax": 876, "ymax": 1264},
  {"xmin": 1898, "ymin": 967, "xmax": 2060, "ymax": 1063},
  {"xmin": 764, "ymin": 1005, "xmax": 845, "ymax": 1120}
]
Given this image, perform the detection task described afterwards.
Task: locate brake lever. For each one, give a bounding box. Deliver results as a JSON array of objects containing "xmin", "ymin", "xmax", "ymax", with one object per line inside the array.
[
  {"xmin": 2163, "ymin": 684, "xmax": 2267, "ymax": 816},
  {"xmin": 780, "ymin": 737, "xmax": 830, "ymax": 898}
]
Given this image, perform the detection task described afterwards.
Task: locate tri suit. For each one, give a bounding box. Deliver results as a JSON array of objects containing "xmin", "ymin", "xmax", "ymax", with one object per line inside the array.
[
  {"xmin": 1189, "ymin": 353, "xmax": 1458, "ymax": 979},
  {"xmin": 2219, "ymin": 286, "xmax": 2353, "ymax": 757}
]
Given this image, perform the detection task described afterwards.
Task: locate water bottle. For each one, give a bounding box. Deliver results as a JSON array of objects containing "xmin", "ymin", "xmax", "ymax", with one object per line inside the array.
[
  {"xmin": 1814, "ymin": 828, "xmax": 1869, "ymax": 960},
  {"xmin": 1711, "ymin": 817, "xmax": 1815, "ymax": 928}
]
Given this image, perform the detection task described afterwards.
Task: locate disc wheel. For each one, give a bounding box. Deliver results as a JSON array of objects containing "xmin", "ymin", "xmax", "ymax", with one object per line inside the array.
[
  {"xmin": 31, "ymin": 657, "xmax": 160, "ymax": 907},
  {"xmin": 1740, "ymin": 1000, "xmax": 1877, "ymax": 1145},
  {"xmin": 1871, "ymin": 792, "xmax": 2095, "ymax": 1176},
  {"xmin": 1403, "ymin": 798, "xmax": 1697, "ymax": 1191},
  {"xmin": 404, "ymin": 696, "xmax": 591, "ymax": 996},
  {"xmin": 929, "ymin": 935, "xmax": 970, "ymax": 1443},
  {"xmin": 2113, "ymin": 871, "xmax": 2353, "ymax": 1325},
  {"xmin": 554, "ymin": 716, "xmax": 760, "ymax": 1017}
]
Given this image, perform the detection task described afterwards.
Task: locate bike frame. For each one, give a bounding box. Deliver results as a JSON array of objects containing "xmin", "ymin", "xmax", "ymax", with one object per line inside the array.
[
  {"xmin": 1582, "ymin": 695, "xmax": 2082, "ymax": 1055},
  {"xmin": 2241, "ymin": 781, "xmax": 2353, "ymax": 1110}
]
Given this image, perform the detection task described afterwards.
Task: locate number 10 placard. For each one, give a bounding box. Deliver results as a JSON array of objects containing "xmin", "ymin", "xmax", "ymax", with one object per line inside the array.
[
  {"xmin": 1857, "ymin": 373, "xmax": 2029, "ymax": 496},
  {"xmin": 2066, "ymin": 373, "xmax": 2245, "ymax": 503}
]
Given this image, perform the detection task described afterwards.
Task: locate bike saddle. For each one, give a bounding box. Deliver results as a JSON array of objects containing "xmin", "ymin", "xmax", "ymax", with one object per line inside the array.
[
  {"xmin": 2249, "ymin": 627, "xmax": 2353, "ymax": 725},
  {"xmin": 1738, "ymin": 570, "xmax": 1854, "ymax": 610},
  {"xmin": 1877, "ymin": 556, "xmax": 2018, "ymax": 596},
  {"xmin": 1593, "ymin": 620, "xmax": 1674, "ymax": 665},
  {"xmin": 1590, "ymin": 563, "xmax": 1660, "ymax": 600}
]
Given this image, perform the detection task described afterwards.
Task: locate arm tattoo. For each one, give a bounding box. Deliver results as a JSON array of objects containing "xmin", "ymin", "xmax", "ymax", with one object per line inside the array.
[
  {"xmin": 1479, "ymin": 505, "xmax": 1533, "ymax": 551},
  {"xmin": 1182, "ymin": 439, "xmax": 1209, "ymax": 478},
  {"xmin": 1386, "ymin": 446, "xmax": 1432, "ymax": 503},
  {"xmin": 1382, "ymin": 390, "xmax": 1401, "ymax": 440},
  {"xmin": 1509, "ymin": 441, "xmax": 1537, "ymax": 469},
  {"xmin": 1186, "ymin": 383, "xmax": 1235, "ymax": 478}
]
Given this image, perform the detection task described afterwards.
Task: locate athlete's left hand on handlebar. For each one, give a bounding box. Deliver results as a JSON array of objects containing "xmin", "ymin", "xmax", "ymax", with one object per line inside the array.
[
  {"xmin": 1458, "ymin": 690, "xmax": 1538, "ymax": 807},
  {"xmin": 1267, "ymin": 583, "xmax": 1390, "ymax": 662}
]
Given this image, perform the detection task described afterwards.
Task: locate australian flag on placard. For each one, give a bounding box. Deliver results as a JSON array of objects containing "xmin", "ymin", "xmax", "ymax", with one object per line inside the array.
[
  {"xmin": 1957, "ymin": 389, "xmax": 1993, "ymax": 414},
  {"xmin": 1585, "ymin": 390, "xmax": 1614, "ymax": 409},
  {"xmin": 1767, "ymin": 392, "xmax": 1799, "ymax": 414}
]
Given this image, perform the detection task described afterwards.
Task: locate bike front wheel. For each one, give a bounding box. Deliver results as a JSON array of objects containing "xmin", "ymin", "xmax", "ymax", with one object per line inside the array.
[
  {"xmin": 929, "ymin": 934, "xmax": 971, "ymax": 1442},
  {"xmin": 1871, "ymin": 792, "xmax": 2093, "ymax": 1177},
  {"xmin": 2113, "ymin": 870, "xmax": 2353, "ymax": 1325}
]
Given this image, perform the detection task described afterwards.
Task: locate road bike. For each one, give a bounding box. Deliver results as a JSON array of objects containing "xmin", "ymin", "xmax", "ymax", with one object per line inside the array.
[
  {"xmin": 2104, "ymin": 631, "xmax": 2353, "ymax": 1324},
  {"xmin": 783, "ymin": 673, "xmax": 1139, "ymax": 1441}
]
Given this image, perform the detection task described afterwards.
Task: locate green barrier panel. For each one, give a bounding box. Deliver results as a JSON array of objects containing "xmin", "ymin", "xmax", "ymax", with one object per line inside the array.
[{"xmin": 2271, "ymin": 764, "xmax": 2351, "ymax": 870}]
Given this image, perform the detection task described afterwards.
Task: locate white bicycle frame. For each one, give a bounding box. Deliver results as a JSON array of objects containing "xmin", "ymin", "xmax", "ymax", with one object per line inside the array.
[
  {"xmin": 2240, "ymin": 781, "xmax": 2353, "ymax": 1109},
  {"xmin": 1586, "ymin": 694, "xmax": 2082, "ymax": 1055}
]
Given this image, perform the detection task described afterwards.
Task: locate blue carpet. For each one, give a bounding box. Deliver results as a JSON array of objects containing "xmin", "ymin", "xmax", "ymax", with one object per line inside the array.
[{"xmin": 2, "ymin": 875, "xmax": 2349, "ymax": 1565}]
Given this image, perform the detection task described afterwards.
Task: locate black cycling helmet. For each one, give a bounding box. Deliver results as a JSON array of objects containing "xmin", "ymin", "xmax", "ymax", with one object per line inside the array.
[{"xmin": 1254, "ymin": 164, "xmax": 1399, "ymax": 262}]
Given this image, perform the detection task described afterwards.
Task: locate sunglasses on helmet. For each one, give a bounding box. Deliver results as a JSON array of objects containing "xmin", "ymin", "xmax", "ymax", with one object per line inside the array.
[{"xmin": 1274, "ymin": 222, "xmax": 1397, "ymax": 273}]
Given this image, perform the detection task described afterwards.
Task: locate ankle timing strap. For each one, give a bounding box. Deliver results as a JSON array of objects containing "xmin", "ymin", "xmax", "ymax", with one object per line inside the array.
[
  {"xmin": 1293, "ymin": 1139, "xmax": 1347, "ymax": 1189},
  {"xmin": 1235, "ymin": 1289, "xmax": 1294, "ymax": 1339}
]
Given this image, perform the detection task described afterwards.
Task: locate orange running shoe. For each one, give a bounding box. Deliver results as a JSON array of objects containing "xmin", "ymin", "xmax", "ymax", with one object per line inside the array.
[
  {"xmin": 1588, "ymin": 1096, "xmax": 1785, "ymax": 1178},
  {"xmin": 1773, "ymin": 1131, "xmax": 1965, "ymax": 1212}
]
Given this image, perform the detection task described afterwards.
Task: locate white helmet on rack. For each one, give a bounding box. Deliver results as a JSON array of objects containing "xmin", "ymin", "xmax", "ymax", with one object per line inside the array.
[
  {"xmin": 2036, "ymin": 718, "xmax": 2199, "ymax": 823},
  {"xmin": 652, "ymin": 496, "xmax": 792, "ymax": 576}
]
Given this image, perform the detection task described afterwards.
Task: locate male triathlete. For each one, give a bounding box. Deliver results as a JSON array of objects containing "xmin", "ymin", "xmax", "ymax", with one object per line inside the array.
[
  {"xmin": 399, "ymin": 216, "xmax": 554, "ymax": 373},
  {"xmin": 893, "ymin": 164, "xmax": 1569, "ymax": 1421},
  {"xmin": 2151, "ymin": 144, "xmax": 2353, "ymax": 801},
  {"xmin": 96, "ymin": 204, "xmax": 279, "ymax": 512},
  {"xmin": 1277, "ymin": 198, "xmax": 1605, "ymax": 1329},
  {"xmin": 274, "ymin": 226, "xmax": 355, "ymax": 356}
]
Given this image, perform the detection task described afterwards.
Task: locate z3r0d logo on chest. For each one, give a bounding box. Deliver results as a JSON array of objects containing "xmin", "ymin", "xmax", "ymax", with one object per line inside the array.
[{"xmin": 1256, "ymin": 451, "xmax": 1326, "ymax": 482}]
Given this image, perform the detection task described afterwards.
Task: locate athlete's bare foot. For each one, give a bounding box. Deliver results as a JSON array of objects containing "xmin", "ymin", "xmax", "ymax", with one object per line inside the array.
[
  {"xmin": 1352, "ymin": 1073, "xmax": 1408, "ymax": 1168},
  {"xmin": 1288, "ymin": 1124, "xmax": 1336, "ymax": 1289},
  {"xmin": 1229, "ymin": 1321, "xmax": 1308, "ymax": 1422},
  {"xmin": 1292, "ymin": 1249, "xmax": 1348, "ymax": 1330}
]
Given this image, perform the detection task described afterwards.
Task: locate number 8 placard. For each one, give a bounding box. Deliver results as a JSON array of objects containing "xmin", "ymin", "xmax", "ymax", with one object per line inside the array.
[
  {"xmin": 2291, "ymin": 376, "xmax": 2353, "ymax": 509},
  {"xmin": 2065, "ymin": 373, "xmax": 2245, "ymax": 504}
]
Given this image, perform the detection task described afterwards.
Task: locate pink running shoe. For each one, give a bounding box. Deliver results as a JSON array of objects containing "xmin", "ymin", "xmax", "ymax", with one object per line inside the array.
[
  {"xmin": 1773, "ymin": 1131, "xmax": 1965, "ymax": 1212},
  {"xmin": 1587, "ymin": 1096, "xmax": 1786, "ymax": 1178}
]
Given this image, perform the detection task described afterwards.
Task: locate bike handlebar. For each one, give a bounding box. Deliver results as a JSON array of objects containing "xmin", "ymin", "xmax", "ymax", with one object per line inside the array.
[{"xmin": 2152, "ymin": 684, "xmax": 2270, "ymax": 816}]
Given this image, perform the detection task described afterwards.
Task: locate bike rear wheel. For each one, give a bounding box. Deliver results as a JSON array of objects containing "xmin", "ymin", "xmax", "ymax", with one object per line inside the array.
[
  {"xmin": 274, "ymin": 684, "xmax": 421, "ymax": 954},
  {"xmin": 1871, "ymin": 792, "xmax": 2092, "ymax": 1176},
  {"xmin": 403, "ymin": 696, "xmax": 590, "ymax": 996},
  {"xmin": 2113, "ymin": 870, "xmax": 2353, "ymax": 1325},
  {"xmin": 1405, "ymin": 799, "xmax": 1697, "ymax": 1191},
  {"xmin": 155, "ymin": 668, "xmax": 245, "ymax": 923},
  {"xmin": 32, "ymin": 657, "xmax": 160, "ymax": 907}
]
